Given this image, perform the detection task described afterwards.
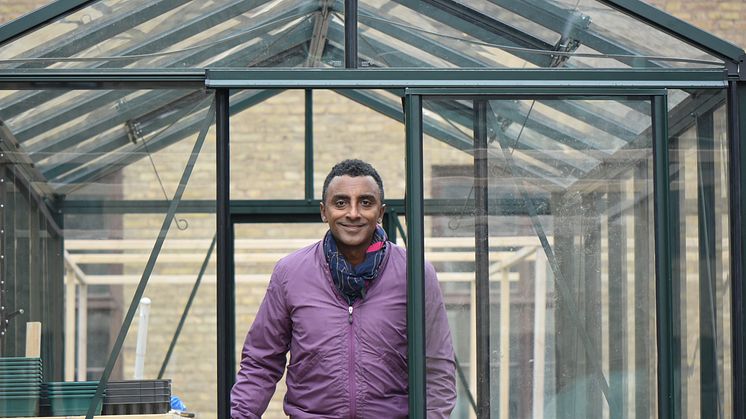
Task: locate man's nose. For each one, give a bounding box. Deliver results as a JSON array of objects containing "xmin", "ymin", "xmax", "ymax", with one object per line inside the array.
[{"xmin": 347, "ymin": 203, "xmax": 361, "ymax": 218}]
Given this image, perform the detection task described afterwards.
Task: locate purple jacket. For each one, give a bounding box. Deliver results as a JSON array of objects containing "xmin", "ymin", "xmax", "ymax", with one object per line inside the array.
[{"xmin": 231, "ymin": 241, "xmax": 457, "ymax": 418}]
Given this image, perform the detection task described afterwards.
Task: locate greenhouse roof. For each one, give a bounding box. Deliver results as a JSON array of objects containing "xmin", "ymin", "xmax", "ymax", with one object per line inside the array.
[{"xmin": 0, "ymin": 0, "xmax": 742, "ymax": 197}]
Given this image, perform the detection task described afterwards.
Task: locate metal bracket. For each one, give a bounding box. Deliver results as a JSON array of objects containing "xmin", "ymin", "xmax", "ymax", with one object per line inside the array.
[
  {"xmin": 307, "ymin": 0, "xmax": 333, "ymax": 67},
  {"xmin": 725, "ymin": 54, "xmax": 746, "ymax": 80},
  {"xmin": 125, "ymin": 120, "xmax": 144, "ymax": 144}
]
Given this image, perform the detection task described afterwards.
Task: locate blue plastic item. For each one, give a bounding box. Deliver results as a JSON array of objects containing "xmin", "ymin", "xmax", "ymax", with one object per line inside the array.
[{"xmin": 170, "ymin": 395, "xmax": 186, "ymax": 411}]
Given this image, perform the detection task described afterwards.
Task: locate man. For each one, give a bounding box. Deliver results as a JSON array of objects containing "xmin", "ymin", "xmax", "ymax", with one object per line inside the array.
[{"xmin": 231, "ymin": 159, "xmax": 456, "ymax": 418}]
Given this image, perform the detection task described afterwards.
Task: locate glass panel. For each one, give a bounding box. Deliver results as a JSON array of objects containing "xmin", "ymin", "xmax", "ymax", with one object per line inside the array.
[
  {"xmin": 230, "ymin": 90, "xmax": 305, "ymax": 199},
  {"xmin": 668, "ymin": 90, "xmax": 731, "ymax": 419},
  {"xmin": 359, "ymin": 0, "xmax": 723, "ymax": 69},
  {"xmin": 312, "ymin": 90, "xmax": 405, "ymax": 199},
  {"xmin": 0, "ymin": 88, "xmax": 213, "ymax": 195},
  {"xmin": 6, "ymin": 93, "xmax": 219, "ymax": 415},
  {"xmin": 233, "ymin": 222, "xmax": 328, "ymax": 419},
  {"xmin": 0, "ymin": 0, "xmax": 316, "ymax": 69},
  {"xmin": 422, "ymin": 95, "xmax": 657, "ymax": 417}
]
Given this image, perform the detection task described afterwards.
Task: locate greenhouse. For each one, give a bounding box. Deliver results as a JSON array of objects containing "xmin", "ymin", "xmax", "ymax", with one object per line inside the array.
[{"xmin": 0, "ymin": 0, "xmax": 744, "ymax": 418}]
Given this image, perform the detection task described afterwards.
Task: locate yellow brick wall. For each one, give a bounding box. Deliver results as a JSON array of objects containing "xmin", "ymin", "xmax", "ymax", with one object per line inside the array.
[
  {"xmin": 0, "ymin": 1, "xmax": 50, "ymax": 25},
  {"xmin": 644, "ymin": 0, "xmax": 746, "ymax": 48}
]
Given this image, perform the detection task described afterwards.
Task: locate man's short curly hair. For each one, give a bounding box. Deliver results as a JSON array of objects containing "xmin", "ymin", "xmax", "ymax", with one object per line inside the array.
[{"xmin": 322, "ymin": 159, "xmax": 384, "ymax": 203}]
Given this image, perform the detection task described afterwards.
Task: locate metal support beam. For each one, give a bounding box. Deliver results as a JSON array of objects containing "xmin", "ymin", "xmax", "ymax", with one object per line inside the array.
[
  {"xmin": 728, "ymin": 80, "xmax": 746, "ymax": 419},
  {"xmin": 216, "ymin": 89, "xmax": 234, "ymax": 419},
  {"xmin": 652, "ymin": 94, "xmax": 675, "ymax": 419},
  {"xmin": 205, "ymin": 68, "xmax": 728, "ymax": 90},
  {"xmin": 305, "ymin": 89, "xmax": 314, "ymax": 201},
  {"xmin": 696, "ymin": 110, "xmax": 720, "ymax": 417},
  {"xmin": 473, "ymin": 99, "xmax": 490, "ymax": 419},
  {"xmin": 344, "ymin": 0, "xmax": 358, "ymax": 68},
  {"xmin": 404, "ymin": 93, "xmax": 426, "ymax": 418},
  {"xmin": 669, "ymin": 136, "xmax": 684, "ymax": 419}
]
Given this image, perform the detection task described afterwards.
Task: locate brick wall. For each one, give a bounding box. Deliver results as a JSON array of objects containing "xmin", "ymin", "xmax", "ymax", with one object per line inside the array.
[
  {"xmin": 0, "ymin": 1, "xmax": 50, "ymax": 25},
  {"xmin": 644, "ymin": 0, "xmax": 746, "ymax": 48}
]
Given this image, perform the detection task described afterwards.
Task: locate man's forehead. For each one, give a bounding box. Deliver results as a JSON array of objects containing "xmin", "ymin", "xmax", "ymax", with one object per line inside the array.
[{"xmin": 327, "ymin": 175, "xmax": 380, "ymax": 195}]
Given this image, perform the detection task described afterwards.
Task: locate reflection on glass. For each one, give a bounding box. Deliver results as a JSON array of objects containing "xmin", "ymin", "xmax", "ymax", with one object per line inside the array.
[
  {"xmin": 0, "ymin": 0, "xmax": 316, "ymax": 69},
  {"xmin": 359, "ymin": 0, "xmax": 722, "ymax": 69},
  {"xmin": 423, "ymin": 95, "xmax": 657, "ymax": 418},
  {"xmin": 668, "ymin": 91, "xmax": 731, "ymax": 419},
  {"xmin": 6, "ymin": 92, "xmax": 221, "ymax": 416}
]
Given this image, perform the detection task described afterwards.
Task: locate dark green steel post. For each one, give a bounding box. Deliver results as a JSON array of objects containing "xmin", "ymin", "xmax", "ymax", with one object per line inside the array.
[
  {"xmin": 344, "ymin": 0, "xmax": 358, "ymax": 68},
  {"xmin": 652, "ymin": 94, "xmax": 675, "ymax": 419},
  {"xmin": 473, "ymin": 99, "xmax": 491, "ymax": 419},
  {"xmin": 669, "ymin": 136, "xmax": 684, "ymax": 419},
  {"xmin": 382, "ymin": 209, "xmax": 397, "ymax": 244},
  {"xmin": 696, "ymin": 111, "xmax": 720, "ymax": 417},
  {"xmin": 727, "ymin": 80, "xmax": 746, "ymax": 419},
  {"xmin": 404, "ymin": 93, "xmax": 426, "ymax": 419},
  {"xmin": 216, "ymin": 89, "xmax": 235, "ymax": 419},
  {"xmin": 305, "ymin": 89, "xmax": 314, "ymax": 201},
  {"xmin": 83, "ymin": 99, "xmax": 215, "ymax": 419}
]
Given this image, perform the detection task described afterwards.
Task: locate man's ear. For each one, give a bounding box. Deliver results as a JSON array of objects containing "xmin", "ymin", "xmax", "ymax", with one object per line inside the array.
[
  {"xmin": 378, "ymin": 203, "xmax": 386, "ymax": 223},
  {"xmin": 320, "ymin": 202, "xmax": 327, "ymax": 223}
]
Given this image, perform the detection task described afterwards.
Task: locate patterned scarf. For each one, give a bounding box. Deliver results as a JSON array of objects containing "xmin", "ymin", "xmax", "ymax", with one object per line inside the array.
[{"xmin": 323, "ymin": 225, "xmax": 388, "ymax": 305}]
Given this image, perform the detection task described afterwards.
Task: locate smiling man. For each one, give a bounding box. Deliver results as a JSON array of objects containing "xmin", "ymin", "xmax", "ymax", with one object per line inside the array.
[{"xmin": 231, "ymin": 159, "xmax": 456, "ymax": 419}]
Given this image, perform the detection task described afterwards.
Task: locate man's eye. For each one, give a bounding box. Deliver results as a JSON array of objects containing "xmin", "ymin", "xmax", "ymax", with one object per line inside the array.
[
  {"xmin": 335, "ymin": 201, "xmax": 346, "ymax": 207},
  {"xmin": 361, "ymin": 200, "xmax": 372, "ymax": 207}
]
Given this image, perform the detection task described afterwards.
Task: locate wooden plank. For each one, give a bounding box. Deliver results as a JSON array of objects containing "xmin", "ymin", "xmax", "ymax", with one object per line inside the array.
[
  {"xmin": 77, "ymin": 284, "xmax": 87, "ymax": 382},
  {"xmin": 67, "ymin": 251, "xmax": 531, "ymax": 264},
  {"xmin": 25, "ymin": 322, "xmax": 41, "ymax": 358},
  {"xmin": 83, "ymin": 272, "xmax": 523, "ymax": 285},
  {"xmin": 64, "ymin": 270, "xmax": 75, "ymax": 381},
  {"xmin": 64, "ymin": 236, "xmax": 552, "ymax": 250}
]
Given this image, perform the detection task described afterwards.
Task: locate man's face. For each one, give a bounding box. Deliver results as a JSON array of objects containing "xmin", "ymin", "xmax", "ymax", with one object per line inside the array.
[{"xmin": 320, "ymin": 175, "xmax": 385, "ymax": 259}]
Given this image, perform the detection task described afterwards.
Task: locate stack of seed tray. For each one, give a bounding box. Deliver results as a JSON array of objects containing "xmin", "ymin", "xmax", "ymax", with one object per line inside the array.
[
  {"xmin": 102, "ymin": 379, "xmax": 171, "ymax": 415},
  {"xmin": 41, "ymin": 381, "xmax": 103, "ymax": 416},
  {"xmin": 0, "ymin": 357, "xmax": 42, "ymax": 417}
]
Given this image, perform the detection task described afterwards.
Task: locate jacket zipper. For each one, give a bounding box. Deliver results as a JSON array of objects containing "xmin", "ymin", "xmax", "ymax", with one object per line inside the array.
[{"xmin": 348, "ymin": 305, "xmax": 356, "ymax": 419}]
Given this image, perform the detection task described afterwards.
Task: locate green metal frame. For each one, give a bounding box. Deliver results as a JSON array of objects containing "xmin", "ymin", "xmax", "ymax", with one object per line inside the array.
[
  {"xmin": 206, "ymin": 68, "xmax": 728, "ymax": 89},
  {"xmin": 404, "ymin": 87, "xmax": 674, "ymax": 418},
  {"xmin": 404, "ymin": 93, "xmax": 427, "ymax": 419},
  {"xmin": 652, "ymin": 94, "xmax": 675, "ymax": 419}
]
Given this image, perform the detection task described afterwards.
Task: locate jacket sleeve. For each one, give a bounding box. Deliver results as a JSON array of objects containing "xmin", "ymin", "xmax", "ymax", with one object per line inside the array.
[
  {"xmin": 424, "ymin": 262, "xmax": 458, "ymax": 418},
  {"xmin": 231, "ymin": 264, "xmax": 291, "ymax": 419}
]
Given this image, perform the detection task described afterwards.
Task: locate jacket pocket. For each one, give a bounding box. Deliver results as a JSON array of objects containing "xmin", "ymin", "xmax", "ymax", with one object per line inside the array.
[
  {"xmin": 382, "ymin": 351, "xmax": 408, "ymax": 382},
  {"xmin": 288, "ymin": 351, "xmax": 322, "ymax": 381}
]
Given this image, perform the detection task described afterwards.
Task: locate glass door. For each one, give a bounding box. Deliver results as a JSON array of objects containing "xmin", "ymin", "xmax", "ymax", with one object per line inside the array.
[{"xmin": 403, "ymin": 90, "xmax": 670, "ymax": 419}]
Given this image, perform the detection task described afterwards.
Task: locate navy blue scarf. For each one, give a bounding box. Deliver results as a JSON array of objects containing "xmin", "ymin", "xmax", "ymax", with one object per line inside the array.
[{"xmin": 323, "ymin": 225, "xmax": 388, "ymax": 305}]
